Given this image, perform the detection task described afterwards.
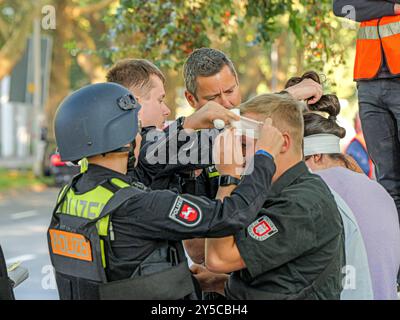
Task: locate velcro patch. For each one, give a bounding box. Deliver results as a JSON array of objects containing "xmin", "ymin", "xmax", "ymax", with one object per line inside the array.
[
  {"xmin": 169, "ymin": 196, "xmax": 202, "ymax": 227},
  {"xmin": 49, "ymin": 229, "xmax": 93, "ymax": 261},
  {"xmin": 248, "ymin": 216, "xmax": 278, "ymax": 241}
]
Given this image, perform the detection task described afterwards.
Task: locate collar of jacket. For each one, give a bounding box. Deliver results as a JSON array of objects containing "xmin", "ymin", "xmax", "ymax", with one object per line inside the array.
[{"xmin": 270, "ymin": 161, "xmax": 309, "ymax": 195}]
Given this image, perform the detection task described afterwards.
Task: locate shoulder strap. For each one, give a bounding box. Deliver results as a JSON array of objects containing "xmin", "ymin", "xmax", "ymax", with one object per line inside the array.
[
  {"xmin": 83, "ymin": 185, "xmax": 144, "ymax": 227},
  {"xmin": 52, "ymin": 173, "xmax": 84, "ymax": 218}
]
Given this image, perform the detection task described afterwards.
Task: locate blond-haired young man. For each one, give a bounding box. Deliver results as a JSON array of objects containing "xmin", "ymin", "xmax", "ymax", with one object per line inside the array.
[{"xmin": 202, "ymin": 93, "xmax": 345, "ymax": 300}]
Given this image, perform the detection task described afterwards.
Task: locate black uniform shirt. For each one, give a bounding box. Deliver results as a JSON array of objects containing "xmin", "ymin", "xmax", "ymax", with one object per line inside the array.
[
  {"xmin": 226, "ymin": 161, "xmax": 345, "ymax": 300},
  {"xmin": 74, "ymin": 155, "xmax": 276, "ymax": 281}
]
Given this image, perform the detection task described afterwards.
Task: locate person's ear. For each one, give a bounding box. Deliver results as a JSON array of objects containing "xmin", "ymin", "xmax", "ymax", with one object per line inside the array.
[
  {"xmin": 313, "ymin": 154, "xmax": 323, "ymax": 163},
  {"xmin": 185, "ymin": 90, "xmax": 197, "ymax": 109},
  {"xmin": 280, "ymin": 132, "xmax": 291, "ymax": 153}
]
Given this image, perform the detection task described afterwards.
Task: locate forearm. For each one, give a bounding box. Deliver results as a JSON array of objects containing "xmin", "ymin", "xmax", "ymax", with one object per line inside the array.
[
  {"xmin": 204, "ymin": 155, "xmax": 275, "ymax": 237},
  {"xmin": 184, "ymin": 186, "xmax": 239, "ymax": 263},
  {"xmin": 183, "ymin": 239, "xmax": 206, "ymax": 264},
  {"xmin": 205, "ymin": 236, "xmax": 244, "ymax": 273},
  {"xmin": 145, "ymin": 123, "xmax": 218, "ymax": 178},
  {"xmin": 333, "ymin": 0, "xmax": 397, "ymax": 22}
]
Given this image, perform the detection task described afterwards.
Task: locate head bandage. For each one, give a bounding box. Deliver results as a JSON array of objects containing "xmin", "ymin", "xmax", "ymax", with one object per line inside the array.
[
  {"xmin": 303, "ymin": 134, "xmax": 341, "ymax": 157},
  {"xmin": 229, "ymin": 109, "xmax": 263, "ymax": 138}
]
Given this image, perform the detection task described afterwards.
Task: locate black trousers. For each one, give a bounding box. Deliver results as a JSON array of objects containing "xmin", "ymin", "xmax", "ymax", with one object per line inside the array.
[
  {"xmin": 358, "ymin": 78, "xmax": 400, "ymax": 283},
  {"xmin": 358, "ymin": 78, "xmax": 400, "ymax": 220}
]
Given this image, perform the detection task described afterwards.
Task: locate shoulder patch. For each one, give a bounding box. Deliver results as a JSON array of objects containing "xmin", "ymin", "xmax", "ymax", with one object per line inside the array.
[
  {"xmin": 169, "ymin": 196, "xmax": 202, "ymax": 227},
  {"xmin": 248, "ymin": 215, "xmax": 278, "ymax": 241}
]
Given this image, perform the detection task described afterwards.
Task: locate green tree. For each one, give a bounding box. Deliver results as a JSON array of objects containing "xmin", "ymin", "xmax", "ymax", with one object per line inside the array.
[
  {"xmin": 107, "ymin": 0, "xmax": 346, "ymax": 71},
  {"xmin": 0, "ymin": 0, "xmax": 44, "ymax": 79}
]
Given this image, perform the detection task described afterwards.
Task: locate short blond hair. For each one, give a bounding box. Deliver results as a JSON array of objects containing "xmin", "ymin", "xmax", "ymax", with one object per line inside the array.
[{"xmin": 240, "ymin": 93, "xmax": 305, "ymax": 154}]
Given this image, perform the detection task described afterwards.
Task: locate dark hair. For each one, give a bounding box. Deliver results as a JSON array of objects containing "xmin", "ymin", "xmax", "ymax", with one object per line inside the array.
[
  {"xmin": 285, "ymin": 70, "xmax": 322, "ymax": 89},
  {"xmin": 106, "ymin": 59, "xmax": 165, "ymax": 95},
  {"xmin": 289, "ymin": 71, "xmax": 352, "ymax": 169},
  {"xmin": 183, "ymin": 48, "xmax": 238, "ymax": 99}
]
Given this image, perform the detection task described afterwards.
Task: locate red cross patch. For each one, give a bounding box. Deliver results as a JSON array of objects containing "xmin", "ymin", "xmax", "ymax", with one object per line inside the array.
[
  {"xmin": 248, "ymin": 216, "xmax": 278, "ymax": 241},
  {"xmin": 169, "ymin": 196, "xmax": 202, "ymax": 227}
]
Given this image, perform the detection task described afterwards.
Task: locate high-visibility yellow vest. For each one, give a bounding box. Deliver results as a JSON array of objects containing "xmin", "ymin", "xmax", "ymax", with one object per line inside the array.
[{"xmin": 56, "ymin": 178, "xmax": 130, "ymax": 267}]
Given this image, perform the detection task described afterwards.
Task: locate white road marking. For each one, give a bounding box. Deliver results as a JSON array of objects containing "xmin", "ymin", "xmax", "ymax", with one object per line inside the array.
[
  {"xmin": 10, "ymin": 210, "xmax": 38, "ymax": 220},
  {"xmin": 6, "ymin": 254, "xmax": 37, "ymax": 264}
]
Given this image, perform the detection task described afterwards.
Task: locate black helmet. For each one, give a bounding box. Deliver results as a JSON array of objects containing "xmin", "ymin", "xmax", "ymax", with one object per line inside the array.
[{"xmin": 54, "ymin": 82, "xmax": 141, "ymax": 162}]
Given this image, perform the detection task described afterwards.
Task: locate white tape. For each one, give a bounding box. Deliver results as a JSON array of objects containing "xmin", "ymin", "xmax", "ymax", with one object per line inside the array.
[{"xmin": 213, "ymin": 119, "xmax": 225, "ymax": 130}]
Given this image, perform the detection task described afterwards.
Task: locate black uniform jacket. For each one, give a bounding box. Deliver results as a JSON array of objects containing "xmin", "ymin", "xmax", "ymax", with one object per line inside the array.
[
  {"xmin": 226, "ymin": 162, "xmax": 346, "ymax": 300},
  {"xmin": 130, "ymin": 124, "xmax": 219, "ymax": 192},
  {"xmin": 76, "ymin": 154, "xmax": 275, "ymax": 280}
]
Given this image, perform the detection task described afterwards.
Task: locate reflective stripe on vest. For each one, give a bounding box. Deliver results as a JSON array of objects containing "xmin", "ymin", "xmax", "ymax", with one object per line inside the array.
[
  {"xmin": 56, "ymin": 178, "xmax": 130, "ymax": 267},
  {"xmin": 354, "ymin": 16, "xmax": 400, "ymax": 80}
]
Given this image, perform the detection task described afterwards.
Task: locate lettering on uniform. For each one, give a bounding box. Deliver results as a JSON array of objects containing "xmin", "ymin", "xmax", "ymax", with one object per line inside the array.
[
  {"xmin": 49, "ymin": 229, "xmax": 93, "ymax": 261},
  {"xmin": 248, "ymin": 215, "xmax": 278, "ymax": 241},
  {"xmin": 169, "ymin": 196, "xmax": 202, "ymax": 227},
  {"xmin": 62, "ymin": 196, "xmax": 105, "ymax": 219}
]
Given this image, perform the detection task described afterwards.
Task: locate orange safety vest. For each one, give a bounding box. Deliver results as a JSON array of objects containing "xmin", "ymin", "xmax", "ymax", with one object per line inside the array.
[{"xmin": 354, "ymin": 15, "xmax": 400, "ymax": 80}]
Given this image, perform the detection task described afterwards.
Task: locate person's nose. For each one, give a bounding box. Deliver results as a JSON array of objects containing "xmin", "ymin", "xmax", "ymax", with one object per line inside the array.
[
  {"xmin": 218, "ymin": 94, "xmax": 235, "ymax": 109},
  {"xmin": 162, "ymin": 102, "xmax": 171, "ymax": 117}
]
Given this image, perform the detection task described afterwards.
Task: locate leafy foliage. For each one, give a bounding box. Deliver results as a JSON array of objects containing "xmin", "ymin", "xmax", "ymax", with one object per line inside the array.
[{"xmin": 107, "ymin": 0, "xmax": 346, "ymax": 71}]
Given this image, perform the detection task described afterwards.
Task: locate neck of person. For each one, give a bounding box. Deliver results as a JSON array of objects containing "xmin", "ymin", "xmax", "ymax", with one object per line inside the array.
[
  {"xmin": 272, "ymin": 151, "xmax": 303, "ymax": 183},
  {"xmin": 88, "ymin": 152, "xmax": 129, "ymax": 175}
]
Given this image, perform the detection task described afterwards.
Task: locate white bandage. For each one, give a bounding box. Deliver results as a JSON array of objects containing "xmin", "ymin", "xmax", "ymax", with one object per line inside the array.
[
  {"xmin": 303, "ymin": 134, "xmax": 341, "ymax": 157},
  {"xmin": 213, "ymin": 119, "xmax": 225, "ymax": 130},
  {"xmin": 230, "ymin": 108, "xmax": 242, "ymax": 135},
  {"xmin": 231, "ymin": 116, "xmax": 263, "ymax": 138}
]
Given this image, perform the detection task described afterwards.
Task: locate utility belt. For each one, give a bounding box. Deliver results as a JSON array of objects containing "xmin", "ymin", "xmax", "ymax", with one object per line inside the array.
[{"xmin": 48, "ymin": 175, "xmax": 195, "ymax": 300}]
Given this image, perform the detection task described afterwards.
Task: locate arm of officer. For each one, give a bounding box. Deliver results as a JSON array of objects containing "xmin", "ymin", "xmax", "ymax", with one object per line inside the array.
[
  {"xmin": 121, "ymin": 153, "xmax": 275, "ymax": 240},
  {"xmin": 333, "ymin": 0, "xmax": 398, "ymax": 22},
  {"xmin": 121, "ymin": 120, "xmax": 283, "ymax": 241},
  {"xmin": 135, "ymin": 101, "xmax": 239, "ymax": 180},
  {"xmin": 205, "ymin": 187, "xmax": 246, "ymax": 273}
]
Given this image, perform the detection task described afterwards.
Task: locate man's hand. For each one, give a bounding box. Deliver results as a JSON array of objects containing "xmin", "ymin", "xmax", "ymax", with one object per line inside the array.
[
  {"xmin": 190, "ymin": 264, "xmax": 229, "ymax": 296},
  {"xmin": 285, "ymin": 78, "xmax": 323, "ymax": 104},
  {"xmin": 256, "ymin": 118, "xmax": 284, "ymax": 159},
  {"xmin": 183, "ymin": 101, "xmax": 240, "ymax": 130},
  {"xmin": 213, "ymin": 128, "xmax": 244, "ymax": 177},
  {"xmin": 395, "ymin": 4, "xmax": 400, "ymax": 15}
]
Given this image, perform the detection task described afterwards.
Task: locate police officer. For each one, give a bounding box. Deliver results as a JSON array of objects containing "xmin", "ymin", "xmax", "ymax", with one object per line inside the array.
[
  {"xmin": 204, "ymin": 94, "xmax": 345, "ymax": 300},
  {"xmin": 48, "ymin": 82, "xmax": 284, "ymax": 300}
]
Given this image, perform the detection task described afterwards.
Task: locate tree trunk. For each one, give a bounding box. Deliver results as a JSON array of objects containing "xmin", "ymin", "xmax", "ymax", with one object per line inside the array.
[{"xmin": 45, "ymin": 0, "xmax": 74, "ymax": 143}]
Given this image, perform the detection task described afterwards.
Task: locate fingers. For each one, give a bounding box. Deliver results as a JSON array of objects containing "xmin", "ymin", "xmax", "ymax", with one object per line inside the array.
[
  {"xmin": 306, "ymin": 79, "xmax": 322, "ymax": 104},
  {"xmin": 190, "ymin": 264, "xmax": 203, "ymax": 274},
  {"xmin": 227, "ymin": 110, "xmax": 240, "ymax": 122},
  {"xmin": 210, "ymin": 104, "xmax": 240, "ymax": 122}
]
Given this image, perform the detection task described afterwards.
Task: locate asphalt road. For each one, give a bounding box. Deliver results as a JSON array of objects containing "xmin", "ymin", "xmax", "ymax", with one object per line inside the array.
[{"xmin": 0, "ymin": 187, "xmax": 60, "ymax": 300}]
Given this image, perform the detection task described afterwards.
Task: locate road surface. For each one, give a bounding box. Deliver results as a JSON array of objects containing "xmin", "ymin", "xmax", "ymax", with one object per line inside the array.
[{"xmin": 0, "ymin": 187, "xmax": 59, "ymax": 300}]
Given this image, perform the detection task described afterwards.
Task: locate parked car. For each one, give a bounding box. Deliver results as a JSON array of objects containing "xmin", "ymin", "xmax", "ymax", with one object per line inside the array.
[{"xmin": 49, "ymin": 153, "xmax": 80, "ymax": 187}]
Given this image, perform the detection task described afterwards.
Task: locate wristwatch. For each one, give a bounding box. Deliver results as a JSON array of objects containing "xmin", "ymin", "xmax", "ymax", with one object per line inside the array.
[{"xmin": 218, "ymin": 175, "xmax": 241, "ymax": 187}]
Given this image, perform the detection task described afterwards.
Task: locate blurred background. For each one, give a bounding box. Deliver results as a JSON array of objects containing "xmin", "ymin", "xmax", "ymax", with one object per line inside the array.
[{"xmin": 0, "ymin": 0, "xmax": 359, "ymax": 299}]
